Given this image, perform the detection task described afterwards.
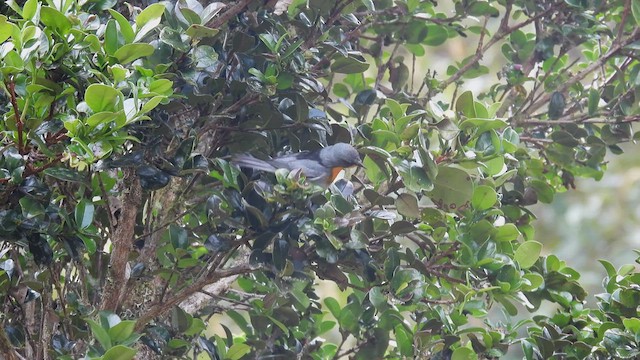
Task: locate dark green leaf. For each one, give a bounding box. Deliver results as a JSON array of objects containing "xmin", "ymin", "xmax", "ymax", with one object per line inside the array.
[
  {"xmin": 331, "ymin": 55, "xmax": 370, "ymax": 74},
  {"xmin": 74, "ymin": 199, "xmax": 95, "ymax": 230},
  {"xmin": 548, "ymin": 92, "xmax": 565, "ymax": 119}
]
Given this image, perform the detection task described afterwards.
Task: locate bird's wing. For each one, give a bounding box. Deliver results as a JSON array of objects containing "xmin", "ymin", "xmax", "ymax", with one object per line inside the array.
[
  {"xmin": 232, "ymin": 154, "xmax": 278, "ymax": 172},
  {"xmin": 234, "ymin": 151, "xmax": 331, "ymax": 184}
]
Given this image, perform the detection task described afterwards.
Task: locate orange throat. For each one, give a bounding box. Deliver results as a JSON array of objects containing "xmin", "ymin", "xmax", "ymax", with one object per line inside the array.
[{"xmin": 329, "ymin": 166, "xmax": 344, "ymax": 184}]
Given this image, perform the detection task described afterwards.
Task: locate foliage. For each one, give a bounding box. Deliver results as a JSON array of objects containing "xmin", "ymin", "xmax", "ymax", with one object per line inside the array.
[{"xmin": 1, "ymin": 0, "xmax": 640, "ymax": 359}]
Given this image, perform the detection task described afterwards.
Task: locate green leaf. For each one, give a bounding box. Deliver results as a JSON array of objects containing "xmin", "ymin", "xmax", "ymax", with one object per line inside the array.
[
  {"xmin": 369, "ymin": 287, "xmax": 387, "ymax": 310},
  {"xmin": 428, "ymin": 166, "xmax": 474, "ymax": 210},
  {"xmin": 167, "ymin": 224, "xmax": 188, "ymax": 249},
  {"xmin": 20, "ymin": 197, "xmax": 45, "ymax": 219},
  {"xmin": 44, "ymin": 167, "xmax": 85, "ymax": 183},
  {"xmin": 514, "ymin": 241, "xmax": 542, "ymax": 269},
  {"xmin": 396, "ymin": 193, "xmax": 419, "ymax": 218},
  {"xmin": 468, "ymin": 2, "xmax": 499, "ymax": 17},
  {"xmin": 455, "ymin": 91, "xmax": 476, "ymax": 117},
  {"xmin": 282, "ymin": 39, "xmax": 304, "ymax": 60},
  {"xmin": 85, "ymin": 84, "xmax": 121, "ymax": 113},
  {"xmin": 101, "ymin": 345, "xmax": 137, "ymax": 360},
  {"xmin": 108, "ymin": 9, "xmax": 135, "ymax": 44},
  {"xmin": 22, "ymin": 0, "xmax": 38, "ymax": 20},
  {"xmin": 0, "ymin": 17, "xmax": 12, "ymax": 43},
  {"xmin": 391, "ymin": 268, "xmax": 421, "ymax": 296},
  {"xmin": 140, "ymin": 96, "xmax": 165, "ymax": 114},
  {"xmin": 184, "ymin": 318, "xmax": 206, "ymax": 336},
  {"xmin": 361, "ymin": 0, "xmax": 375, "ymax": 10},
  {"xmin": 385, "ymin": 98, "xmax": 406, "ymax": 119},
  {"xmin": 548, "ymin": 91, "xmax": 565, "ymax": 119},
  {"xmin": 148, "ymin": 79, "xmax": 173, "ymax": 95},
  {"xmin": 226, "ymin": 343, "xmax": 251, "ymax": 360},
  {"xmin": 550, "ymin": 130, "xmax": 579, "ymax": 147},
  {"xmin": 472, "ymin": 185, "xmax": 497, "ymax": 210},
  {"xmin": 226, "ymin": 310, "xmax": 250, "ymax": 334},
  {"xmin": 392, "ymin": 159, "xmax": 433, "ymax": 192},
  {"xmin": 75, "ymin": 199, "xmax": 94, "ymax": 230},
  {"xmin": 623, "ymin": 318, "xmax": 640, "ymax": 333},
  {"xmin": 134, "ymin": 3, "xmax": 166, "ymax": 42},
  {"xmin": 632, "ymin": 0, "xmax": 640, "ymax": 25},
  {"xmin": 87, "ymin": 112, "xmax": 122, "ymax": 129},
  {"xmin": 588, "ymin": 88, "xmax": 600, "ymax": 115},
  {"xmin": 522, "ymin": 273, "xmax": 544, "ymax": 291},
  {"xmin": 424, "ymin": 24, "xmax": 448, "ymax": 46},
  {"xmin": 451, "ymin": 346, "xmax": 478, "ymax": 360},
  {"xmin": 599, "ymin": 259, "xmax": 617, "ymax": 278},
  {"xmin": 390, "ymin": 221, "xmax": 416, "ymax": 235},
  {"xmin": 86, "ymin": 318, "xmax": 112, "ymax": 349},
  {"xmin": 331, "ymin": 55, "xmax": 370, "ymax": 74},
  {"xmin": 324, "ymin": 297, "xmax": 342, "ymax": 320},
  {"xmin": 185, "ymin": 24, "xmax": 220, "ymax": 39},
  {"xmin": 40, "ymin": 6, "xmax": 72, "ymax": 35},
  {"xmin": 394, "ymin": 324, "xmax": 413, "ymax": 356},
  {"xmin": 530, "ymin": 180, "xmax": 554, "ymax": 203},
  {"xmin": 114, "ymin": 43, "xmax": 154, "ymax": 64},
  {"xmin": 493, "ymin": 224, "xmax": 520, "ymax": 242},
  {"xmin": 459, "ymin": 118, "xmax": 508, "ymax": 133},
  {"xmin": 108, "ymin": 320, "xmax": 136, "ymax": 344},
  {"xmin": 135, "ymin": 3, "xmax": 165, "ymax": 27},
  {"xmin": 104, "ymin": 19, "xmax": 119, "ymax": 56}
]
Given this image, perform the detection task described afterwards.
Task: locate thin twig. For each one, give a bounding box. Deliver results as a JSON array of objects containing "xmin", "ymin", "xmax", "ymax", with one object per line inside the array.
[{"xmin": 6, "ymin": 81, "xmax": 25, "ymax": 154}]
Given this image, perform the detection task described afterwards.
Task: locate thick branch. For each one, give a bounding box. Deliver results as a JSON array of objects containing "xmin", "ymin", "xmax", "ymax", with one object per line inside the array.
[
  {"xmin": 206, "ymin": 0, "xmax": 252, "ymax": 29},
  {"xmin": 178, "ymin": 276, "xmax": 240, "ymax": 314},
  {"xmin": 100, "ymin": 169, "xmax": 142, "ymax": 311},
  {"xmin": 134, "ymin": 262, "xmax": 256, "ymax": 331}
]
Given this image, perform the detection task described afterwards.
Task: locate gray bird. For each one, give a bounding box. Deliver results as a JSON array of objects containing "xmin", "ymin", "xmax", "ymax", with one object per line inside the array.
[{"xmin": 232, "ymin": 143, "xmax": 363, "ymax": 187}]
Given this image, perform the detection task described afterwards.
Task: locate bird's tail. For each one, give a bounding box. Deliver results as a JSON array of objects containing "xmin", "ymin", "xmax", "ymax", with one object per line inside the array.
[{"xmin": 231, "ymin": 154, "xmax": 277, "ymax": 173}]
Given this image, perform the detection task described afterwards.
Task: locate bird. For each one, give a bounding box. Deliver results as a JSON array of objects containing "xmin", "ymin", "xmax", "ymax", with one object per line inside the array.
[{"xmin": 232, "ymin": 143, "xmax": 363, "ymax": 187}]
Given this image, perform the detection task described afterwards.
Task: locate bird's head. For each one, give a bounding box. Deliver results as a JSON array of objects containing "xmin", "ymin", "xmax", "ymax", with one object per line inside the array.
[{"xmin": 321, "ymin": 143, "xmax": 363, "ymax": 168}]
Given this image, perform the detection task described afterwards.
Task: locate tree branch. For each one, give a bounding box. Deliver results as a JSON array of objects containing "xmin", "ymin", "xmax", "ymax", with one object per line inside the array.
[
  {"xmin": 134, "ymin": 261, "xmax": 257, "ymax": 331},
  {"xmin": 100, "ymin": 169, "xmax": 143, "ymax": 312},
  {"xmin": 439, "ymin": 3, "xmax": 560, "ymax": 91},
  {"xmin": 206, "ymin": 0, "xmax": 252, "ymax": 29},
  {"xmin": 524, "ymin": 27, "xmax": 640, "ymax": 115},
  {"xmin": 5, "ymin": 81, "xmax": 25, "ymax": 154}
]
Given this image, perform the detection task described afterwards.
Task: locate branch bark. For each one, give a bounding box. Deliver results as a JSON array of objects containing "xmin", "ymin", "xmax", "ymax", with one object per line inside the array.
[
  {"xmin": 134, "ymin": 262, "xmax": 256, "ymax": 331},
  {"xmin": 178, "ymin": 275, "xmax": 239, "ymax": 314},
  {"xmin": 206, "ymin": 0, "xmax": 253, "ymax": 29},
  {"xmin": 100, "ymin": 169, "xmax": 142, "ymax": 312}
]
